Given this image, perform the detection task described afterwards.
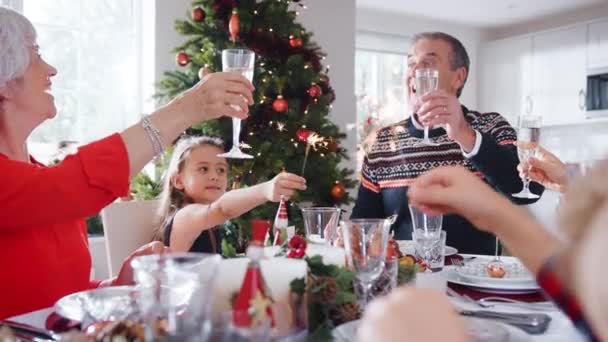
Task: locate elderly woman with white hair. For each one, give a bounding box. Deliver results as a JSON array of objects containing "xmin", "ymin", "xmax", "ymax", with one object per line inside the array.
[
  {"xmin": 0, "ymin": 6, "xmax": 254, "ymax": 319},
  {"xmin": 358, "ymin": 162, "xmax": 608, "ymax": 341}
]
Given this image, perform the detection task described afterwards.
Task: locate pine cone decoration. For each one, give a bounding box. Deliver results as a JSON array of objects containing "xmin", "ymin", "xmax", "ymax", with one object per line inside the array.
[
  {"xmin": 309, "ymin": 276, "xmax": 338, "ymax": 303},
  {"xmin": 330, "ymin": 302, "xmax": 362, "ymax": 325}
]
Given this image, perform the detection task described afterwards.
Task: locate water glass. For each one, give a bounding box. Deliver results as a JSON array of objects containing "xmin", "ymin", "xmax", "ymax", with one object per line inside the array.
[
  {"xmin": 341, "ymin": 219, "xmax": 391, "ymax": 307},
  {"xmin": 412, "ymin": 229, "xmax": 446, "ymax": 272},
  {"xmin": 131, "ymin": 253, "xmax": 222, "ymax": 341},
  {"xmin": 409, "ymin": 204, "xmax": 443, "ymax": 234},
  {"xmin": 301, "ymin": 207, "xmax": 341, "ymax": 245}
]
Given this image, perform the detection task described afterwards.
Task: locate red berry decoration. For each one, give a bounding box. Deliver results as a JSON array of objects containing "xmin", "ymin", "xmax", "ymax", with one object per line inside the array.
[
  {"xmin": 289, "ymin": 35, "xmax": 303, "ymax": 48},
  {"xmin": 287, "ymin": 248, "xmax": 306, "ymax": 259},
  {"xmin": 272, "ymin": 95, "xmax": 288, "ymax": 113},
  {"xmin": 288, "ymin": 235, "xmax": 307, "ymax": 250},
  {"xmin": 176, "ymin": 51, "xmax": 190, "ymax": 67},
  {"xmin": 330, "ymin": 182, "xmax": 346, "ymax": 200},
  {"xmin": 229, "ymin": 9, "xmax": 240, "ymax": 43},
  {"xmin": 308, "ymin": 83, "xmax": 322, "ymax": 98},
  {"xmin": 296, "ymin": 128, "xmax": 311, "ymax": 143},
  {"xmin": 192, "ymin": 6, "xmax": 206, "ymax": 22}
]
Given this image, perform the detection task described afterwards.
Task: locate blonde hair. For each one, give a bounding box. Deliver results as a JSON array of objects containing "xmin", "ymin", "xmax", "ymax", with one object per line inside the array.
[{"xmin": 155, "ymin": 136, "xmax": 225, "ymax": 240}]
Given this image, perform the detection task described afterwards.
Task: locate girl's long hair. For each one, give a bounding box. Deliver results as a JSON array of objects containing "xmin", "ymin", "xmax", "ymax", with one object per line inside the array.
[{"xmin": 154, "ymin": 135, "xmax": 225, "ymax": 241}]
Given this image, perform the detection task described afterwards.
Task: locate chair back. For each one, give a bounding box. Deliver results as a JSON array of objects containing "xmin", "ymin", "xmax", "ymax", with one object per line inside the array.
[{"xmin": 101, "ymin": 200, "xmax": 161, "ymax": 277}]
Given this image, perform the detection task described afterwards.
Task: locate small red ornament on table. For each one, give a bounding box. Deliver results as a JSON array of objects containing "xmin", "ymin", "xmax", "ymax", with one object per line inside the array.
[
  {"xmin": 192, "ymin": 6, "xmax": 206, "ymax": 22},
  {"xmin": 272, "ymin": 95, "xmax": 288, "ymax": 113},
  {"xmin": 176, "ymin": 51, "xmax": 190, "ymax": 66},
  {"xmin": 308, "ymin": 83, "xmax": 322, "ymax": 98},
  {"xmin": 286, "ymin": 235, "xmax": 307, "ymax": 259},
  {"xmin": 487, "ymin": 262, "xmax": 507, "ymax": 278},
  {"xmin": 229, "ymin": 9, "xmax": 240, "ymax": 43}
]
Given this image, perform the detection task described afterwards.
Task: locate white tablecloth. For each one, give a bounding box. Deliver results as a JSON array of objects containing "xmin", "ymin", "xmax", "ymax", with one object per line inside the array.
[{"xmin": 7, "ymin": 254, "xmax": 588, "ymax": 341}]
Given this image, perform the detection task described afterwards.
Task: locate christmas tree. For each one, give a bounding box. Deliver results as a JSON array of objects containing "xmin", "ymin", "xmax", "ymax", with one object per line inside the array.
[{"xmin": 156, "ymin": 0, "xmax": 355, "ymax": 249}]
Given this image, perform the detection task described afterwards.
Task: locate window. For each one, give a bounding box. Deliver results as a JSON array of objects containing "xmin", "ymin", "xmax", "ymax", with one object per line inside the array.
[
  {"xmin": 2, "ymin": 0, "xmax": 153, "ymax": 163},
  {"xmin": 355, "ymin": 32, "xmax": 410, "ymax": 168}
]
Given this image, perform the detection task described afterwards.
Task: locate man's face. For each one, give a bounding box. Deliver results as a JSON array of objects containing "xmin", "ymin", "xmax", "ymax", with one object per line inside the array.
[{"xmin": 406, "ymin": 38, "xmax": 465, "ymax": 108}]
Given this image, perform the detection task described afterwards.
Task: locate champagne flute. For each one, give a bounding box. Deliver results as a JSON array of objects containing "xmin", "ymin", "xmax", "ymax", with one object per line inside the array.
[
  {"xmin": 415, "ymin": 68, "xmax": 440, "ymax": 146},
  {"xmin": 512, "ymin": 115, "xmax": 542, "ymax": 199},
  {"xmin": 218, "ymin": 49, "xmax": 255, "ymax": 159}
]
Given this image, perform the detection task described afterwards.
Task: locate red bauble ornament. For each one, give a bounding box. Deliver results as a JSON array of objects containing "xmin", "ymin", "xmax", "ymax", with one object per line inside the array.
[
  {"xmin": 272, "ymin": 95, "xmax": 288, "ymax": 113},
  {"xmin": 229, "ymin": 9, "xmax": 240, "ymax": 43},
  {"xmin": 289, "ymin": 35, "xmax": 303, "ymax": 48},
  {"xmin": 308, "ymin": 83, "xmax": 322, "ymax": 98},
  {"xmin": 192, "ymin": 7, "xmax": 206, "ymax": 22},
  {"xmin": 296, "ymin": 128, "xmax": 311, "ymax": 143},
  {"xmin": 326, "ymin": 139, "xmax": 339, "ymax": 153},
  {"xmin": 330, "ymin": 182, "xmax": 346, "ymax": 200},
  {"xmin": 176, "ymin": 51, "xmax": 190, "ymax": 67}
]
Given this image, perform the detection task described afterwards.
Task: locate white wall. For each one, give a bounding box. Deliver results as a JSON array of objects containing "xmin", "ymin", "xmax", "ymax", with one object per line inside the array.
[
  {"xmin": 298, "ymin": 0, "xmax": 357, "ymax": 172},
  {"xmin": 356, "ymin": 8, "xmax": 490, "ymax": 110}
]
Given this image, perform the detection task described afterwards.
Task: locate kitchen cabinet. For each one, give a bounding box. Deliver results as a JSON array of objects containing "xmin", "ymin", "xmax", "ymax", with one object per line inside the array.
[
  {"xmin": 479, "ymin": 37, "xmax": 533, "ymax": 125},
  {"xmin": 588, "ymin": 20, "xmax": 608, "ymax": 69},
  {"xmin": 532, "ymin": 26, "xmax": 587, "ymax": 126},
  {"xmin": 479, "ymin": 24, "xmax": 590, "ymax": 127}
]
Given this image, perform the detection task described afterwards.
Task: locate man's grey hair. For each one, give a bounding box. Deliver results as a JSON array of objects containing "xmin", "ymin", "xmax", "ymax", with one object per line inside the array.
[
  {"xmin": 412, "ymin": 32, "xmax": 470, "ymax": 98},
  {"xmin": 0, "ymin": 6, "xmax": 36, "ymax": 88}
]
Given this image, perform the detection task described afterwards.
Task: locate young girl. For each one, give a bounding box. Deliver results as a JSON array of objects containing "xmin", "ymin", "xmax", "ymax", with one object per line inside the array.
[{"xmin": 157, "ymin": 136, "xmax": 306, "ymax": 253}]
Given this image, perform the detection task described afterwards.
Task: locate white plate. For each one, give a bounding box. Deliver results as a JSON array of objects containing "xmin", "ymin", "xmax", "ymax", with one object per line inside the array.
[
  {"xmin": 453, "ymin": 260, "xmax": 536, "ymax": 285},
  {"xmin": 445, "ymin": 266, "xmax": 540, "ymax": 294},
  {"xmin": 396, "ymin": 240, "xmax": 458, "ymax": 256},
  {"xmin": 333, "ymin": 318, "xmax": 525, "ymax": 342},
  {"xmin": 54, "ymin": 286, "xmax": 138, "ymax": 322}
]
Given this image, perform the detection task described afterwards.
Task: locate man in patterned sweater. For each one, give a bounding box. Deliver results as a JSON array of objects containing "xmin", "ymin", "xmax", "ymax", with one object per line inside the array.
[{"xmin": 351, "ymin": 32, "xmax": 543, "ymax": 255}]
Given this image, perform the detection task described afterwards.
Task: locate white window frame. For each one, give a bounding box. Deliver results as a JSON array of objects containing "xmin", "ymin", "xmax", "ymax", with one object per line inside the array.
[{"xmin": 3, "ymin": 0, "xmax": 155, "ymax": 163}]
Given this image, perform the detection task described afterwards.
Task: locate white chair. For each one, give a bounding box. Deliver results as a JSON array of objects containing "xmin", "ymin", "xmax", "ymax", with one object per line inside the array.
[{"xmin": 101, "ymin": 199, "xmax": 161, "ymax": 277}]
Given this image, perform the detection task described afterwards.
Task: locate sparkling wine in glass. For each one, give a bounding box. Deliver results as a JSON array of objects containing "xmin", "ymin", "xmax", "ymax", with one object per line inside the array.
[
  {"xmin": 218, "ymin": 49, "xmax": 255, "ymax": 159},
  {"xmin": 415, "ymin": 68, "xmax": 439, "ymax": 146},
  {"xmin": 513, "ymin": 115, "xmax": 541, "ymax": 199}
]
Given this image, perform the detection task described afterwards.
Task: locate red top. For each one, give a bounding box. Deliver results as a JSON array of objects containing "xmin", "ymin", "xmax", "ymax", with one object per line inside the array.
[{"xmin": 0, "ymin": 134, "xmax": 129, "ymax": 319}]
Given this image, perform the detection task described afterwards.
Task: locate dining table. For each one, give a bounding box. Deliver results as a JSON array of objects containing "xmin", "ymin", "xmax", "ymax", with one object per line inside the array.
[{"xmin": 5, "ymin": 254, "xmax": 589, "ymax": 342}]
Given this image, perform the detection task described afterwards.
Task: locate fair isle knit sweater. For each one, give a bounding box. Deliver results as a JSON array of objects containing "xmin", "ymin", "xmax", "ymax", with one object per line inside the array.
[{"xmin": 351, "ymin": 106, "xmax": 544, "ymax": 255}]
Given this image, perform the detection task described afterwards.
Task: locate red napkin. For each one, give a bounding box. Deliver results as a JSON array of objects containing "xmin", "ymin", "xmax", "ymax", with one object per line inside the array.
[{"xmin": 45, "ymin": 312, "xmax": 80, "ymax": 333}]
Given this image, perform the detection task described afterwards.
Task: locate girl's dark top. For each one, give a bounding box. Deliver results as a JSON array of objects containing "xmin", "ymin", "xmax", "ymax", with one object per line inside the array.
[{"xmin": 163, "ymin": 216, "xmax": 222, "ymax": 254}]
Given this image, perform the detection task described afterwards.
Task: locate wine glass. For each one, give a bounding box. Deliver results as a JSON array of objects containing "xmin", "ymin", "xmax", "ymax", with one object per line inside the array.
[
  {"xmin": 415, "ymin": 68, "xmax": 440, "ymax": 146},
  {"xmin": 218, "ymin": 49, "xmax": 255, "ymax": 159},
  {"xmin": 340, "ymin": 218, "xmax": 391, "ymax": 308},
  {"xmin": 512, "ymin": 115, "xmax": 542, "ymax": 199}
]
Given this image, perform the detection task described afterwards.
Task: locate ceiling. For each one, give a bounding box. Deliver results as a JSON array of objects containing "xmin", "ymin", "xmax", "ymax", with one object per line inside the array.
[{"xmin": 356, "ymin": 0, "xmax": 608, "ymax": 28}]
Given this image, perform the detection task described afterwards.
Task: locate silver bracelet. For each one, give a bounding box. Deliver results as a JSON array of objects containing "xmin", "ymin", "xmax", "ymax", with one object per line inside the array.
[{"xmin": 141, "ymin": 115, "xmax": 166, "ymax": 156}]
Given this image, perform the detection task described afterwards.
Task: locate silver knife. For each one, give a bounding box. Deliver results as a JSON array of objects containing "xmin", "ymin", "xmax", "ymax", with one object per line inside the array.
[
  {"xmin": 459, "ymin": 310, "xmax": 551, "ymax": 335},
  {"xmin": 1, "ymin": 320, "xmax": 58, "ymax": 341}
]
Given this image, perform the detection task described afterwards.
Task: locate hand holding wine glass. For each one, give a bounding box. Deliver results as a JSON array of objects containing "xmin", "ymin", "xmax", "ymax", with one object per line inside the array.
[{"xmin": 512, "ymin": 115, "xmax": 542, "ymax": 199}]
